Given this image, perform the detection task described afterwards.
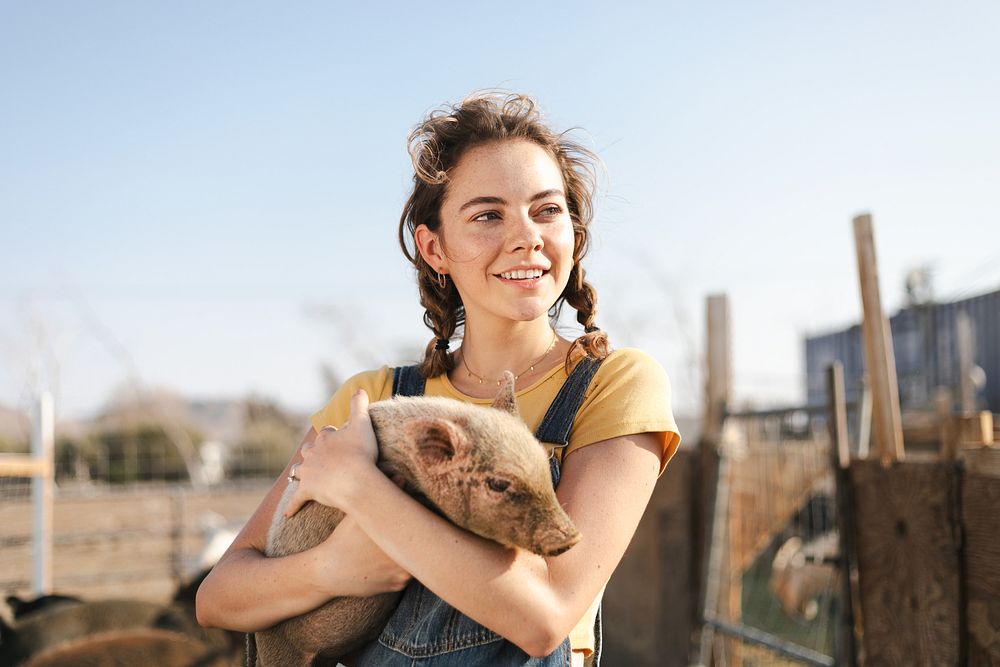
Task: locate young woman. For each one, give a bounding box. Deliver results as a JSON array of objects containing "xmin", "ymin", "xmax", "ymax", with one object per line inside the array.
[{"xmin": 197, "ymin": 92, "xmax": 681, "ymax": 666}]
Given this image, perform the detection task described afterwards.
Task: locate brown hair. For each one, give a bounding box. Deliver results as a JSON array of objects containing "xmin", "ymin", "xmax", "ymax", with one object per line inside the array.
[{"xmin": 398, "ymin": 92, "xmax": 610, "ymax": 378}]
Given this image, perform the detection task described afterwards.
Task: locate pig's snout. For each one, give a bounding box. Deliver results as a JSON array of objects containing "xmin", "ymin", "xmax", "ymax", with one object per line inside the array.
[
  {"xmin": 532, "ymin": 513, "xmax": 581, "ymax": 557},
  {"xmin": 542, "ymin": 536, "xmax": 579, "ymax": 557}
]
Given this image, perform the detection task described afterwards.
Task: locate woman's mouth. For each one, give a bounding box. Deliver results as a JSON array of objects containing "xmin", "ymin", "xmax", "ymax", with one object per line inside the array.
[{"xmin": 496, "ymin": 268, "xmax": 546, "ymax": 281}]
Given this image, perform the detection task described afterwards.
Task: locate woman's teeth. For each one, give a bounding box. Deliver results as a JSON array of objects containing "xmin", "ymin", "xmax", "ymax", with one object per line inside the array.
[{"xmin": 500, "ymin": 269, "xmax": 544, "ymax": 280}]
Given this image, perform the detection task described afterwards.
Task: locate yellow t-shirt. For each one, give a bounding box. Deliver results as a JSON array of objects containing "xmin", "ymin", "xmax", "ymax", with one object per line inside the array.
[{"xmin": 309, "ymin": 347, "xmax": 682, "ymax": 654}]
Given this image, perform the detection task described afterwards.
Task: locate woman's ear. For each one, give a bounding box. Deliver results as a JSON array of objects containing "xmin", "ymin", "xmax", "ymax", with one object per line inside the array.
[{"xmin": 414, "ymin": 224, "xmax": 447, "ymax": 273}]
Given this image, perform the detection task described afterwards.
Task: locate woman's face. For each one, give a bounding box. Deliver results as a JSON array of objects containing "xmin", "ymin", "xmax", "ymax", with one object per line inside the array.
[{"xmin": 420, "ymin": 139, "xmax": 575, "ymax": 330}]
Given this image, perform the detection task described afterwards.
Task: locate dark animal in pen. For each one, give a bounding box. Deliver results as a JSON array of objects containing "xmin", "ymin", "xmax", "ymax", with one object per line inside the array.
[
  {"xmin": 1, "ymin": 576, "xmax": 242, "ymax": 666},
  {"xmin": 22, "ymin": 628, "xmax": 232, "ymax": 667},
  {"xmin": 4, "ymin": 594, "xmax": 83, "ymax": 621}
]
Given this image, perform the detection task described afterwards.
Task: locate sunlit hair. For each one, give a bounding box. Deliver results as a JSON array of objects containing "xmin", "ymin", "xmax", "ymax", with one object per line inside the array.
[{"xmin": 398, "ymin": 91, "xmax": 610, "ymax": 378}]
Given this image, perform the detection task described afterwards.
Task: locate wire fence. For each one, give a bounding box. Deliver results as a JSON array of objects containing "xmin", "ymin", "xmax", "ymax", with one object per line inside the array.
[
  {"xmin": 0, "ymin": 479, "xmax": 271, "ymax": 603},
  {"xmin": 700, "ymin": 404, "xmax": 852, "ymax": 666}
]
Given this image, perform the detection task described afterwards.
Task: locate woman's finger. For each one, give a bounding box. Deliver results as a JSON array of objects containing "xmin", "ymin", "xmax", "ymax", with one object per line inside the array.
[{"xmin": 348, "ymin": 389, "xmax": 370, "ymax": 426}]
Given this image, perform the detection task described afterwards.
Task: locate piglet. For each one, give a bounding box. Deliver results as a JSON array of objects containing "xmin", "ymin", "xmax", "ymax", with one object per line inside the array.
[{"xmin": 256, "ymin": 372, "xmax": 580, "ymax": 666}]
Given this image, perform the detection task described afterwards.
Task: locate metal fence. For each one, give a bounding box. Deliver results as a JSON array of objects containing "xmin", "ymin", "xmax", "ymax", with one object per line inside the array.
[
  {"xmin": 698, "ymin": 404, "xmax": 848, "ymax": 666},
  {"xmin": 0, "ymin": 479, "xmax": 269, "ymax": 603}
]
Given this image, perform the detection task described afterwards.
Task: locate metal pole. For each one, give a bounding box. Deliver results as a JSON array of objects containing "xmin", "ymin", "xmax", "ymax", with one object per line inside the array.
[
  {"xmin": 702, "ymin": 615, "xmax": 835, "ymax": 667},
  {"xmin": 32, "ymin": 391, "xmax": 54, "ymax": 595}
]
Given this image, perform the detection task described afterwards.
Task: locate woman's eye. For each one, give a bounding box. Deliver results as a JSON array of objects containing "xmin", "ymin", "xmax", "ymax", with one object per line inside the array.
[
  {"xmin": 472, "ymin": 211, "xmax": 500, "ymax": 222},
  {"xmin": 486, "ymin": 477, "xmax": 511, "ymax": 493},
  {"xmin": 538, "ymin": 205, "xmax": 562, "ymax": 217}
]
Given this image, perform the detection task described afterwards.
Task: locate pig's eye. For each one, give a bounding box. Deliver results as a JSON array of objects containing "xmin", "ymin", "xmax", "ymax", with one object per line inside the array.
[{"xmin": 486, "ymin": 477, "xmax": 511, "ymax": 493}]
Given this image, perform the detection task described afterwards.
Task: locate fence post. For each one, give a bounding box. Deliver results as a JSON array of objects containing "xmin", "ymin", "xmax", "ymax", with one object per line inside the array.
[
  {"xmin": 703, "ymin": 294, "xmax": 731, "ymax": 445},
  {"xmin": 852, "ymin": 213, "xmax": 904, "ymax": 466},
  {"xmin": 694, "ymin": 294, "xmax": 731, "ymax": 666},
  {"xmin": 826, "ymin": 363, "xmax": 858, "ymax": 667},
  {"xmin": 32, "ymin": 391, "xmax": 54, "ymax": 596}
]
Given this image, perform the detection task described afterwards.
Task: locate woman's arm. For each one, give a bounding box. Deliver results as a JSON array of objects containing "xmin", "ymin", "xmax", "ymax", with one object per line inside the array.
[
  {"xmin": 195, "ymin": 427, "xmax": 411, "ymax": 632},
  {"xmin": 287, "ymin": 390, "xmax": 663, "ymax": 656}
]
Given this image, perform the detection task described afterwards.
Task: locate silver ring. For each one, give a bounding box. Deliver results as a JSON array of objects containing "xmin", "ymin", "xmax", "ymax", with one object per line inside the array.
[
  {"xmin": 287, "ymin": 463, "xmax": 300, "ymax": 483},
  {"xmin": 320, "ymin": 425, "xmax": 338, "ymax": 433}
]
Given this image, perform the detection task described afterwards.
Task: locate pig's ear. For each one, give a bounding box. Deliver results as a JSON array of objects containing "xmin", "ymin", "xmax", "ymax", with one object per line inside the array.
[
  {"xmin": 490, "ymin": 371, "xmax": 520, "ymax": 417},
  {"xmin": 404, "ymin": 418, "xmax": 467, "ymax": 466}
]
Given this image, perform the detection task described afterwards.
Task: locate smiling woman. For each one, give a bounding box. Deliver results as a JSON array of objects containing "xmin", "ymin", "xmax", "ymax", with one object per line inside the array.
[
  {"xmin": 196, "ymin": 92, "xmax": 681, "ymax": 667},
  {"xmin": 414, "ymin": 139, "xmax": 577, "ymax": 356},
  {"xmin": 398, "ymin": 94, "xmax": 609, "ymax": 387}
]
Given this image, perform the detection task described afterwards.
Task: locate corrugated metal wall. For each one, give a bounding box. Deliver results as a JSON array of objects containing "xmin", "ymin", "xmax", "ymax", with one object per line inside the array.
[{"xmin": 805, "ymin": 288, "xmax": 1000, "ymax": 413}]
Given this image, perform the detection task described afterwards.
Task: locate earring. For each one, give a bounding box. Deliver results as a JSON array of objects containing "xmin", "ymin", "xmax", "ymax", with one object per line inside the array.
[{"xmin": 437, "ymin": 272, "xmax": 447, "ymax": 289}]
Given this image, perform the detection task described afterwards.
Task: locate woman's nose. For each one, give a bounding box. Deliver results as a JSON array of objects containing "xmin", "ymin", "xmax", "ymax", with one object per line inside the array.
[{"xmin": 507, "ymin": 211, "xmax": 543, "ymax": 252}]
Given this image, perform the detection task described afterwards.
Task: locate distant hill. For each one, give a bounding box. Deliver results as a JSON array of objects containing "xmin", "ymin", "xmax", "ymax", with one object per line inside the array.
[
  {"xmin": 90, "ymin": 389, "xmax": 309, "ymax": 446},
  {"xmin": 184, "ymin": 396, "xmax": 308, "ymax": 444},
  {"xmin": 2, "ymin": 390, "xmax": 308, "ymax": 450}
]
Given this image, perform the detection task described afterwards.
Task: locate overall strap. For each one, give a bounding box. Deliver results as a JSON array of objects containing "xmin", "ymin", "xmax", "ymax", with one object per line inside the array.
[
  {"xmin": 392, "ymin": 365, "xmax": 427, "ymax": 397},
  {"xmin": 534, "ymin": 355, "xmax": 605, "ymax": 667},
  {"xmin": 534, "ymin": 355, "xmax": 603, "ymax": 457}
]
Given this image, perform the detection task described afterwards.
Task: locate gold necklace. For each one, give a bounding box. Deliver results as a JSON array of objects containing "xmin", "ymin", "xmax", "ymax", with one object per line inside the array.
[{"xmin": 460, "ymin": 330, "xmax": 558, "ymax": 386}]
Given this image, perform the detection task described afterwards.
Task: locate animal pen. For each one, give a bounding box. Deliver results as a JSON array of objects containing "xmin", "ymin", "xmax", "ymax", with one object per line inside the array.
[{"xmin": 601, "ymin": 215, "xmax": 1000, "ymax": 666}]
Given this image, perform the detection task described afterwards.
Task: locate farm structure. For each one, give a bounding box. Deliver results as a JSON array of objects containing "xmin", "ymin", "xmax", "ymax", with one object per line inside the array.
[{"xmin": 805, "ymin": 286, "xmax": 1000, "ymax": 414}]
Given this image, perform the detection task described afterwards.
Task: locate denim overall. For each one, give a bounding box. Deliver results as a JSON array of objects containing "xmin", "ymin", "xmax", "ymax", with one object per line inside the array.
[{"xmin": 351, "ymin": 358, "xmax": 604, "ymax": 667}]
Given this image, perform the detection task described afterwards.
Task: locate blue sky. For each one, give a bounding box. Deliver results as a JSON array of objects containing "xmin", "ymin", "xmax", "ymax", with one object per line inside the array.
[{"xmin": 3, "ymin": 2, "xmax": 999, "ymax": 421}]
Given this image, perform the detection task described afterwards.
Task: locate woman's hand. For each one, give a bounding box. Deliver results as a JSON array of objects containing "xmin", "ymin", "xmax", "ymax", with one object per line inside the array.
[
  {"xmin": 284, "ymin": 389, "xmax": 379, "ymax": 515},
  {"xmin": 313, "ymin": 515, "xmax": 412, "ymax": 598}
]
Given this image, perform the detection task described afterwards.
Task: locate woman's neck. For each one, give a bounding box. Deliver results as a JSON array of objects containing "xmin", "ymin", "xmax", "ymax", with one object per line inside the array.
[{"xmin": 452, "ymin": 318, "xmax": 566, "ymax": 396}]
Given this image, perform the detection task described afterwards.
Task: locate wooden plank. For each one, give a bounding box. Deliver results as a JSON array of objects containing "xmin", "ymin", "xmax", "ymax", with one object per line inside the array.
[
  {"xmin": 852, "ymin": 214, "xmax": 905, "ymax": 465},
  {"xmin": 963, "ymin": 471, "xmax": 1000, "ymax": 666},
  {"xmin": 0, "ymin": 454, "xmax": 51, "ymax": 477},
  {"xmin": 957, "ymin": 412, "xmax": 995, "ymax": 446},
  {"xmin": 827, "ymin": 363, "xmax": 859, "ymax": 667},
  {"xmin": 936, "ymin": 388, "xmax": 959, "ymax": 462},
  {"xmin": 981, "ymin": 412, "xmax": 995, "ymax": 445},
  {"xmin": 828, "ymin": 363, "xmax": 850, "ymax": 470},
  {"xmin": 849, "ymin": 460, "xmax": 961, "ymax": 665}
]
